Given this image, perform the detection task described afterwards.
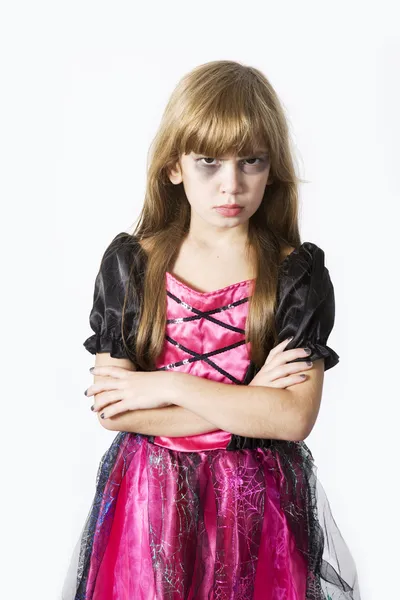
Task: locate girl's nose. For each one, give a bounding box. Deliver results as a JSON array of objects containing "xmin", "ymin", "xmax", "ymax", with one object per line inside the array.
[{"xmin": 220, "ymin": 163, "xmax": 242, "ymax": 195}]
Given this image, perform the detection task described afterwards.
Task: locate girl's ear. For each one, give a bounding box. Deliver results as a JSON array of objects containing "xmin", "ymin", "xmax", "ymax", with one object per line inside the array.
[{"xmin": 167, "ymin": 159, "xmax": 183, "ymax": 185}]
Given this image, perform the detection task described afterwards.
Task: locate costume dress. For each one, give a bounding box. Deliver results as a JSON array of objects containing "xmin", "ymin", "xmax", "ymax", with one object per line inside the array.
[{"xmin": 62, "ymin": 232, "xmax": 361, "ymax": 600}]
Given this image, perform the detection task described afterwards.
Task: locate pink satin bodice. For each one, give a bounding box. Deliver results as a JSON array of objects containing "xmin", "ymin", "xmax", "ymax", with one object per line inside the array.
[{"xmin": 153, "ymin": 272, "xmax": 255, "ymax": 452}]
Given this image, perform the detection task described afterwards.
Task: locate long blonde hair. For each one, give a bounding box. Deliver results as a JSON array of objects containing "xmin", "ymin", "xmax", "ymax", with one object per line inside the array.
[{"xmin": 124, "ymin": 60, "xmax": 304, "ymax": 371}]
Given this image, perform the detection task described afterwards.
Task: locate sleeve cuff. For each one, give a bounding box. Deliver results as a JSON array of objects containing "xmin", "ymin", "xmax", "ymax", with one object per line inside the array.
[{"xmin": 83, "ymin": 332, "xmax": 131, "ymax": 360}]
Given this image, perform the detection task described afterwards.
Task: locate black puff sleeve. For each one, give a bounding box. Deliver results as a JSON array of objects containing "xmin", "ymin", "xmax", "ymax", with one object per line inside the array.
[
  {"xmin": 83, "ymin": 232, "xmax": 141, "ymax": 363},
  {"xmin": 275, "ymin": 242, "xmax": 340, "ymax": 371}
]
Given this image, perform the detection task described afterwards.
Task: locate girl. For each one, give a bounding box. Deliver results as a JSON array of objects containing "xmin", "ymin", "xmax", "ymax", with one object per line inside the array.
[{"xmin": 62, "ymin": 60, "xmax": 361, "ymax": 599}]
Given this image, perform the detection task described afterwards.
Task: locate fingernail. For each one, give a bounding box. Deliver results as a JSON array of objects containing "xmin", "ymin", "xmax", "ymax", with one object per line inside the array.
[
  {"xmin": 90, "ymin": 405, "xmax": 95, "ymax": 411},
  {"xmin": 84, "ymin": 389, "xmax": 88, "ymax": 396},
  {"xmin": 89, "ymin": 367, "xmax": 94, "ymax": 373},
  {"xmin": 100, "ymin": 412, "xmax": 105, "ymax": 419},
  {"xmin": 286, "ymin": 336, "xmax": 293, "ymax": 342}
]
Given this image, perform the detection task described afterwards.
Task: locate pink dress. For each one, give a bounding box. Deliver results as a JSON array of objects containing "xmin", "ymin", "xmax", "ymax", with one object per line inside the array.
[{"xmin": 62, "ymin": 232, "xmax": 361, "ymax": 600}]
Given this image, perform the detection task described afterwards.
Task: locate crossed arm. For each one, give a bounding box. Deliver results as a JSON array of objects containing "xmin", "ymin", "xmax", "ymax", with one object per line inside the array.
[{"xmin": 91, "ymin": 353, "xmax": 324, "ymax": 442}]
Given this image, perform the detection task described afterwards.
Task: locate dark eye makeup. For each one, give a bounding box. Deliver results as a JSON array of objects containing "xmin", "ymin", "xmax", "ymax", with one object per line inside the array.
[{"xmin": 195, "ymin": 156, "xmax": 267, "ymax": 168}]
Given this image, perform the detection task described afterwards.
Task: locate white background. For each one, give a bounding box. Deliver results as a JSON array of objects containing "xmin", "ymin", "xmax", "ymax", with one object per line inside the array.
[{"xmin": 1, "ymin": 1, "xmax": 399, "ymax": 598}]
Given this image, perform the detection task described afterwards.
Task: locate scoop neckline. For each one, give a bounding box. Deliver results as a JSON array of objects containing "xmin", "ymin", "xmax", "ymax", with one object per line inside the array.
[
  {"xmin": 166, "ymin": 271, "xmax": 255, "ymax": 297},
  {"xmin": 165, "ymin": 242, "xmax": 307, "ymax": 297}
]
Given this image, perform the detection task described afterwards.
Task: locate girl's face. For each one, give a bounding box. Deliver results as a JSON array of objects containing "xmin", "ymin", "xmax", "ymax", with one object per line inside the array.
[{"xmin": 168, "ymin": 150, "xmax": 272, "ymax": 232}]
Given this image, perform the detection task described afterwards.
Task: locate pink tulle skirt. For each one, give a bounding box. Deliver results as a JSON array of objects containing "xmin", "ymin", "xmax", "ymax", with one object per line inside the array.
[{"xmin": 62, "ymin": 432, "xmax": 361, "ymax": 600}]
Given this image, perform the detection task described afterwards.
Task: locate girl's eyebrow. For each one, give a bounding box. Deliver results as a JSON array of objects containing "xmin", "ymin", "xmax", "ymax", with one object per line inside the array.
[
  {"xmin": 193, "ymin": 150, "xmax": 268, "ymax": 158},
  {"xmin": 239, "ymin": 150, "xmax": 268, "ymax": 157}
]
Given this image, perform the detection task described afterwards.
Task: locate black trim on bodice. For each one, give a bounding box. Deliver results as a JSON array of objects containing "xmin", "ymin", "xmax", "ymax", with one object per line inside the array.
[{"xmin": 156, "ymin": 290, "xmax": 251, "ymax": 385}]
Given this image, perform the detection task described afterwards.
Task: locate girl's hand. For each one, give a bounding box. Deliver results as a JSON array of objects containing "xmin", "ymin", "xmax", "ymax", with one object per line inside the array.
[
  {"xmin": 85, "ymin": 366, "xmax": 175, "ymax": 419},
  {"xmin": 248, "ymin": 338, "xmax": 313, "ymax": 388}
]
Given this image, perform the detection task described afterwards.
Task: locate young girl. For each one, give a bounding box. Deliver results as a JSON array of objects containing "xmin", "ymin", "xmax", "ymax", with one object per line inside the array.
[{"xmin": 62, "ymin": 60, "xmax": 361, "ymax": 599}]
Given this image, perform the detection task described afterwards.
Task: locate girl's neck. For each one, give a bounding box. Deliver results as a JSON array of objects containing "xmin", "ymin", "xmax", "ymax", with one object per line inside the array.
[{"xmin": 184, "ymin": 220, "xmax": 250, "ymax": 252}]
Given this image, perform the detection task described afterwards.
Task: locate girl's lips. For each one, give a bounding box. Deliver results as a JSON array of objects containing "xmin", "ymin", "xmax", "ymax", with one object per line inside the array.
[{"xmin": 215, "ymin": 207, "xmax": 243, "ymax": 217}]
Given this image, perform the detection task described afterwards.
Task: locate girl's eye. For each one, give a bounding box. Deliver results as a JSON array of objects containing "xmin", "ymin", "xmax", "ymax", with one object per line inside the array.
[
  {"xmin": 197, "ymin": 157, "xmax": 264, "ymax": 167},
  {"xmin": 200, "ymin": 157, "xmax": 217, "ymax": 165},
  {"xmin": 243, "ymin": 158, "xmax": 263, "ymax": 166}
]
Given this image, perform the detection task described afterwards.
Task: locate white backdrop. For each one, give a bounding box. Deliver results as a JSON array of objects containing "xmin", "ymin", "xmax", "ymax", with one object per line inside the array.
[{"xmin": 1, "ymin": 1, "xmax": 399, "ymax": 598}]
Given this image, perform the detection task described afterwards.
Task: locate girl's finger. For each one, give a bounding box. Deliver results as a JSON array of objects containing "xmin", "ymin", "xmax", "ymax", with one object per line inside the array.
[
  {"xmin": 100, "ymin": 400, "xmax": 133, "ymax": 419},
  {"xmin": 264, "ymin": 347, "xmax": 310, "ymax": 372},
  {"xmin": 268, "ymin": 373, "xmax": 308, "ymax": 388},
  {"xmin": 86, "ymin": 378, "xmax": 123, "ymax": 398},
  {"xmin": 265, "ymin": 337, "xmax": 293, "ymax": 364},
  {"xmin": 265, "ymin": 361, "xmax": 312, "ymax": 382},
  {"xmin": 93, "ymin": 390, "xmax": 124, "ymax": 412},
  {"xmin": 281, "ymin": 373, "xmax": 308, "ymax": 387},
  {"xmin": 90, "ymin": 365, "xmax": 129, "ymax": 378}
]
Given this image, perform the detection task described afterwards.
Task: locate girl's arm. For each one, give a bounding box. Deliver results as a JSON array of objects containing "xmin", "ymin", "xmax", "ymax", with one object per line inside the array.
[
  {"xmin": 103, "ymin": 372, "xmax": 310, "ymax": 441},
  {"xmin": 101, "ymin": 362, "xmax": 323, "ymax": 441},
  {"xmin": 91, "ymin": 353, "xmax": 218, "ymax": 436},
  {"xmin": 168, "ymin": 362, "xmax": 325, "ymax": 442},
  {"xmin": 91, "ymin": 355, "xmax": 323, "ymax": 441},
  {"xmin": 103, "ymin": 404, "xmax": 219, "ymax": 436}
]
